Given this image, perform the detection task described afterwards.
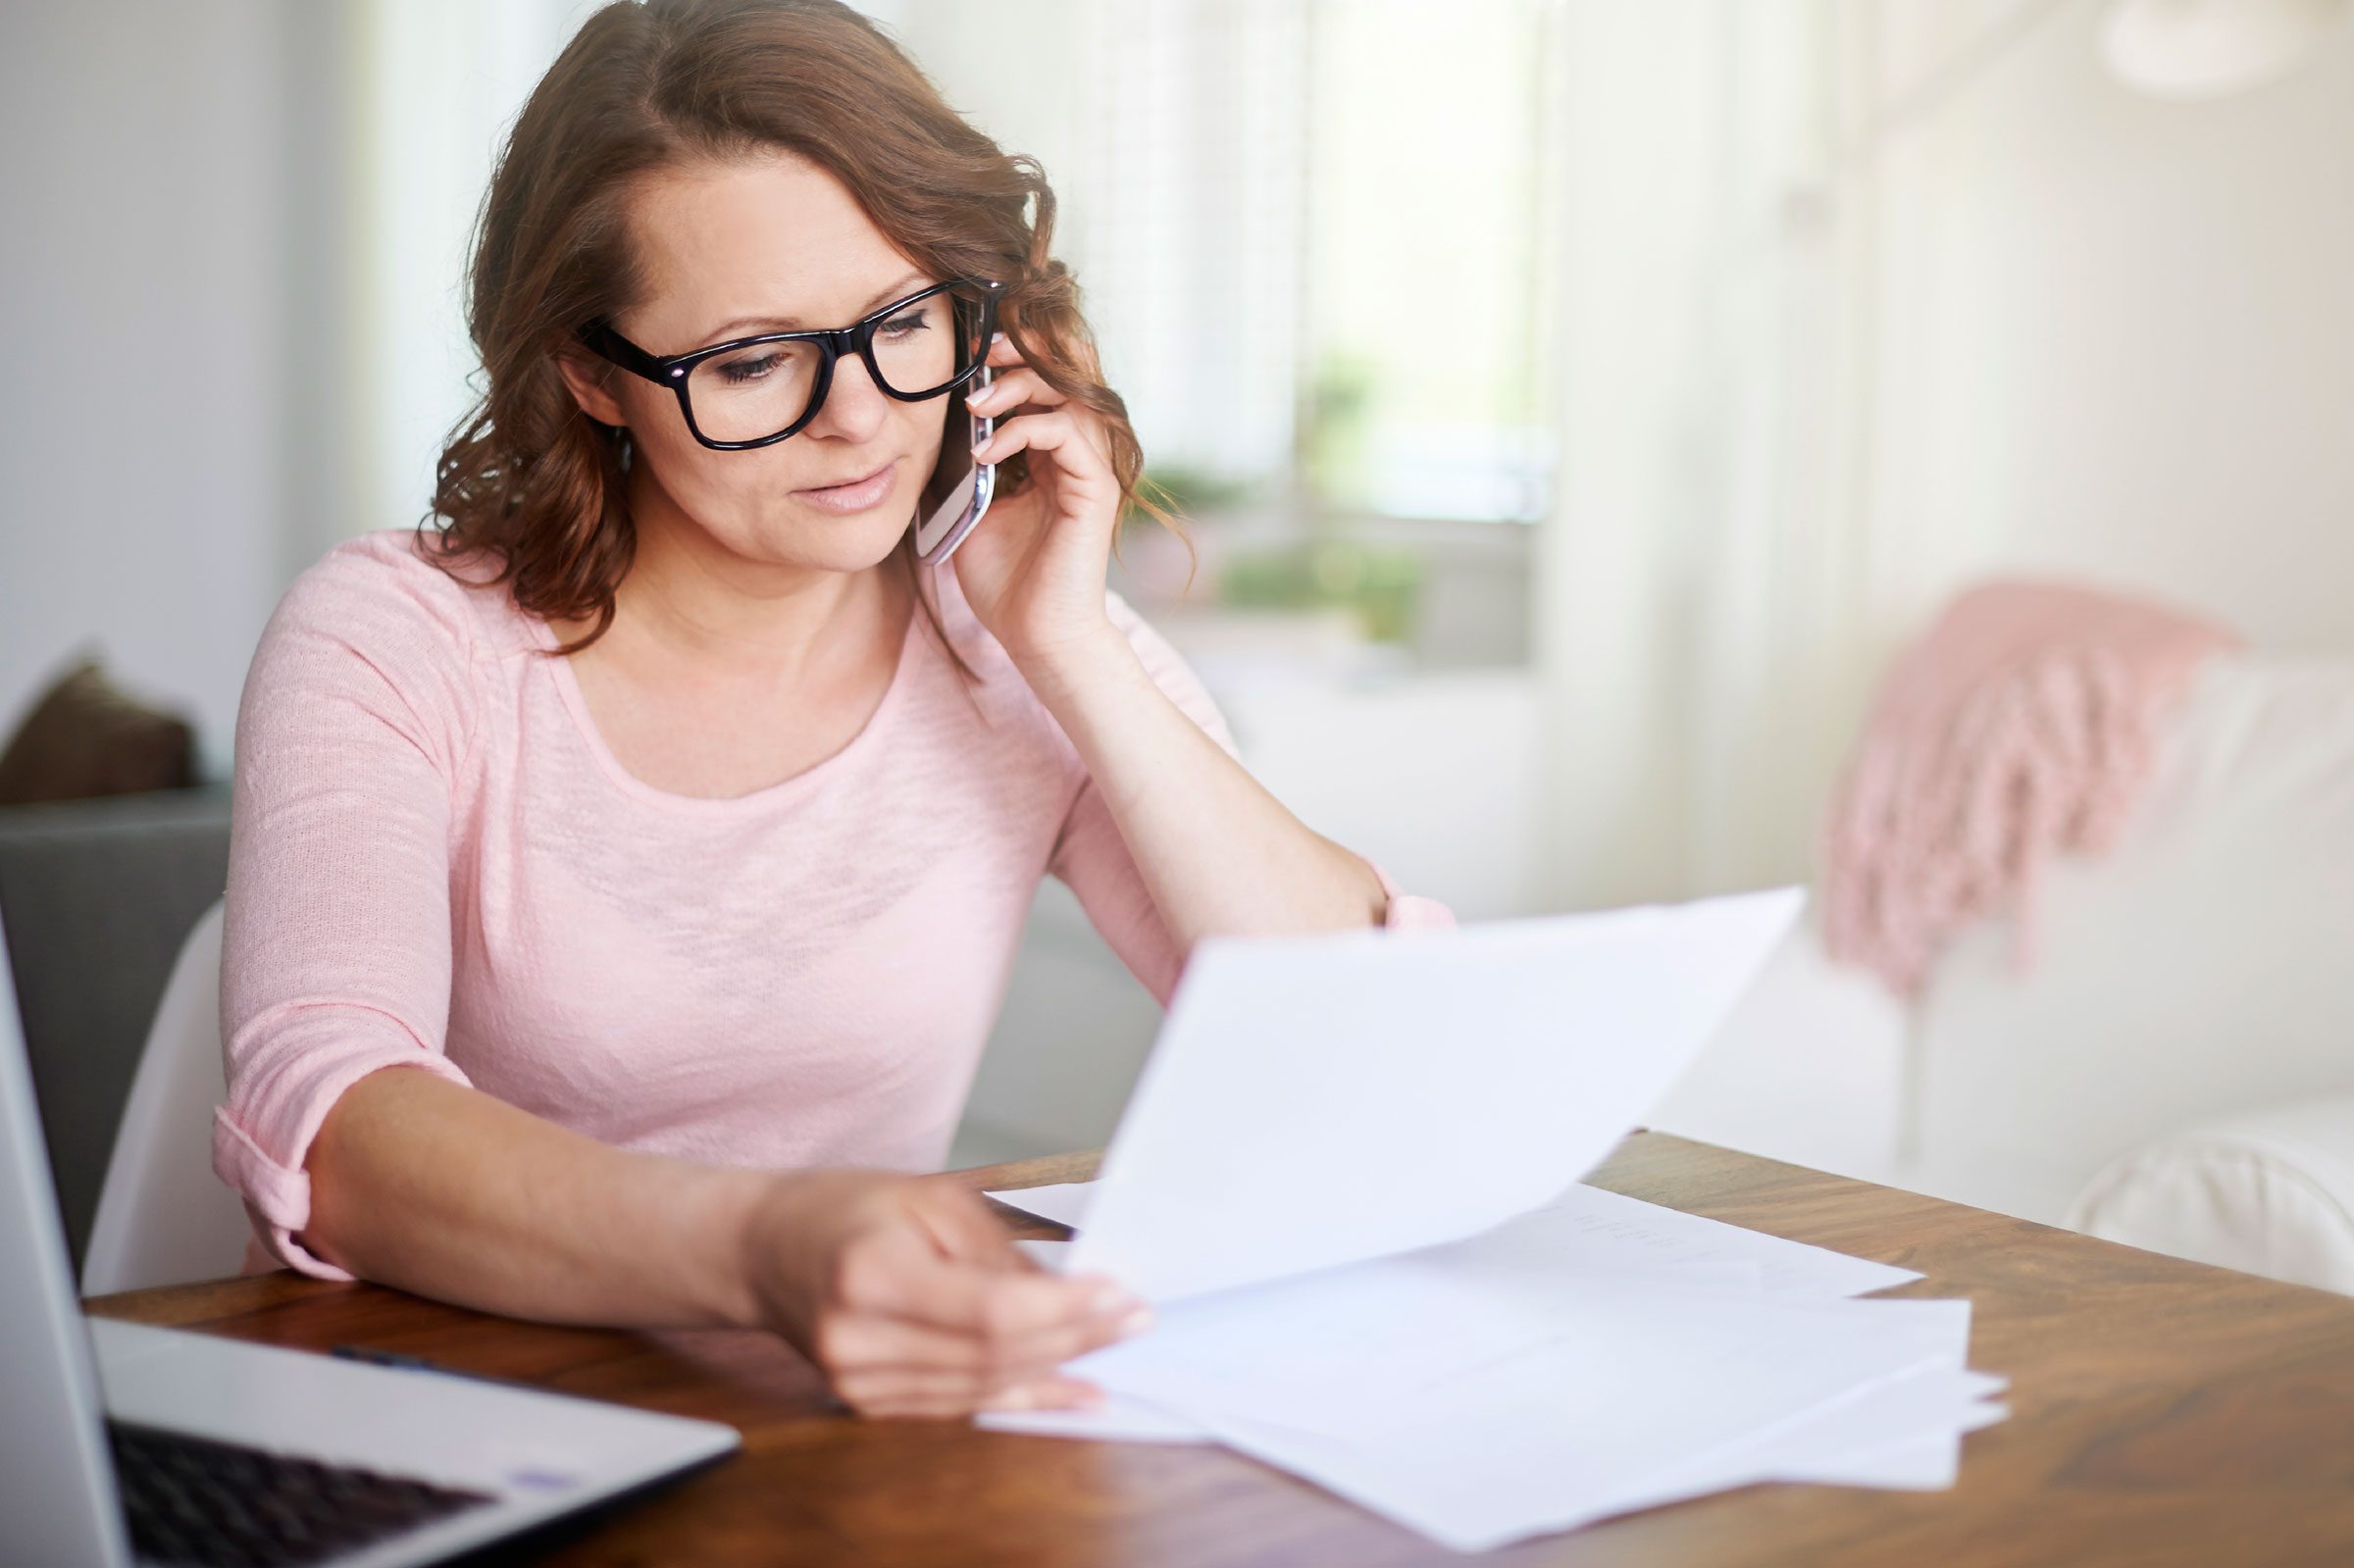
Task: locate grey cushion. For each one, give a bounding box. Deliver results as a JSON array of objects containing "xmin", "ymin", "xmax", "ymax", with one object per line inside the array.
[{"xmin": 0, "ymin": 784, "xmax": 230, "ymax": 1276}]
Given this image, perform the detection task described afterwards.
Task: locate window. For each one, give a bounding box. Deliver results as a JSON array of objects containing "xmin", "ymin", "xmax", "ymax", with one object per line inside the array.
[{"xmin": 1070, "ymin": 0, "xmax": 1559, "ymax": 528}]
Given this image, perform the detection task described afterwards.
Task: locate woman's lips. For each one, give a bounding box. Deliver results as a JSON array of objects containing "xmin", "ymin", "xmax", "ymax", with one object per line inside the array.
[{"xmin": 793, "ymin": 459, "xmax": 897, "ymax": 513}]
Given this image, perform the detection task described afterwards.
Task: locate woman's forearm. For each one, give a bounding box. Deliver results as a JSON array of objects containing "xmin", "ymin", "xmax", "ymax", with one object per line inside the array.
[
  {"xmin": 297, "ymin": 1064, "xmax": 1145, "ymax": 1417},
  {"xmin": 300, "ymin": 1064, "xmax": 765, "ymax": 1330},
  {"xmin": 1015, "ymin": 626, "xmax": 1389, "ymax": 948}
]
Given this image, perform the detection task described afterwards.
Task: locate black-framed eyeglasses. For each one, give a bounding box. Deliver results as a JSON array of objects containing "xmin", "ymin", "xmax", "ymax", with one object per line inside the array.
[{"xmin": 576, "ymin": 277, "xmax": 1005, "ymax": 451}]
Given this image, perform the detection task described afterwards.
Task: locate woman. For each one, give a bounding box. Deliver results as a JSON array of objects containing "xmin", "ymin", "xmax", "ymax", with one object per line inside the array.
[{"xmin": 211, "ymin": 0, "xmax": 1453, "ymax": 1421}]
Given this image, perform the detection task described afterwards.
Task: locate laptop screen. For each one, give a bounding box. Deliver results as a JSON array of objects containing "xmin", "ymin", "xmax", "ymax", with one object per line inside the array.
[{"xmin": 0, "ymin": 903, "xmax": 136, "ymax": 1564}]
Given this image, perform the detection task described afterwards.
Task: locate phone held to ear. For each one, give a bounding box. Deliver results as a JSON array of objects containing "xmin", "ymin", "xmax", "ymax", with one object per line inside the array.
[{"xmin": 912, "ymin": 365, "xmax": 995, "ymax": 565}]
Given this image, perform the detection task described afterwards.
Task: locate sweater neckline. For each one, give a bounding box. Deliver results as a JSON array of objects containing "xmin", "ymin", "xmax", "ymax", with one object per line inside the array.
[{"xmin": 522, "ymin": 582, "xmax": 925, "ymax": 817}]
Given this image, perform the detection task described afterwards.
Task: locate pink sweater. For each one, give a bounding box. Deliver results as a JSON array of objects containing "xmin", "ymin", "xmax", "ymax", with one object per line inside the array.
[{"xmin": 212, "ymin": 530, "xmax": 1454, "ymax": 1279}]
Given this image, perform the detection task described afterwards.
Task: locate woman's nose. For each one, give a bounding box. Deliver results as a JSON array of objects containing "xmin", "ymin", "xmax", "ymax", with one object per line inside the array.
[{"xmin": 805, "ymin": 349, "xmax": 893, "ymax": 440}]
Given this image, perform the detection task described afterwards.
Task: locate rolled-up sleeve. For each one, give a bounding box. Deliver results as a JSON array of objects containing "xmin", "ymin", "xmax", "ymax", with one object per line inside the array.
[
  {"xmin": 1046, "ymin": 592, "xmax": 1458, "ymax": 1008},
  {"xmin": 211, "ymin": 541, "xmax": 481, "ymax": 1279}
]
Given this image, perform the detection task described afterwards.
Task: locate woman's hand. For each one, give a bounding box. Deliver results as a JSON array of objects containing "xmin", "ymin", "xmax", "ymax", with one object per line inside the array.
[
  {"xmin": 947, "ymin": 332, "xmax": 1123, "ymax": 676},
  {"xmin": 738, "ymin": 1168, "xmax": 1152, "ymax": 1418}
]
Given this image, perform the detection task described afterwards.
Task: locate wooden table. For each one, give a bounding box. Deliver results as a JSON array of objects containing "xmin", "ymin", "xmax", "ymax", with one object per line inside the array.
[{"xmin": 83, "ymin": 1132, "xmax": 2354, "ymax": 1566}]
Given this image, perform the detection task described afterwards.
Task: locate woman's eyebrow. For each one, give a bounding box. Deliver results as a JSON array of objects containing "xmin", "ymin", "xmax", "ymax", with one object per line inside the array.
[{"xmin": 698, "ymin": 270, "xmax": 933, "ymax": 341}]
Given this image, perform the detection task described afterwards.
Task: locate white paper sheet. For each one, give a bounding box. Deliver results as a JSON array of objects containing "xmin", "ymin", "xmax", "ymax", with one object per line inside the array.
[
  {"xmin": 1778, "ymin": 1382, "xmax": 2009, "ymax": 1491},
  {"xmin": 1610, "ymin": 1365, "xmax": 2008, "ymax": 1505},
  {"xmin": 1020, "ymin": 1235, "xmax": 1766, "ymax": 1289},
  {"xmin": 984, "ymin": 1180, "xmax": 1092, "ymax": 1230},
  {"xmin": 1189, "ymin": 1363, "xmax": 2006, "ymax": 1549},
  {"xmin": 966, "ymin": 885, "xmax": 2005, "ymax": 1549},
  {"xmin": 1081, "ymin": 1283, "xmax": 1979, "ymax": 1553},
  {"xmin": 1076, "ymin": 1269, "xmax": 1969, "ymax": 1442},
  {"xmin": 985, "ymin": 1239, "xmax": 1766, "ymax": 1447},
  {"xmin": 987, "ymin": 1175, "xmax": 1923, "ymax": 1303},
  {"xmin": 1062, "ymin": 886, "xmax": 1808, "ymax": 1303},
  {"xmin": 988, "ymin": 1316, "xmax": 2004, "ymax": 1496}
]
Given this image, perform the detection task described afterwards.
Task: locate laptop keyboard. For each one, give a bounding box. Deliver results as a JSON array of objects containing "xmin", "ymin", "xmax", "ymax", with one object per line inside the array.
[{"xmin": 108, "ymin": 1418, "xmax": 497, "ymax": 1567}]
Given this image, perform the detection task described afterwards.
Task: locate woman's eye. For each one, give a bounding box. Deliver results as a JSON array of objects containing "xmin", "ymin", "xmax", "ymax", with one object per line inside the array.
[
  {"xmin": 718, "ymin": 354, "xmax": 780, "ymax": 385},
  {"xmin": 878, "ymin": 311, "xmax": 931, "ymax": 339}
]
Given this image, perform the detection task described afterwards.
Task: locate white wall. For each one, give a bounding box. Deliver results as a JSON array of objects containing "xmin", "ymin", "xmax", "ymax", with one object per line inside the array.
[
  {"xmin": 1863, "ymin": 0, "xmax": 2354, "ymax": 654},
  {"xmin": 0, "ymin": 2, "xmax": 306, "ymax": 775},
  {"xmin": 0, "ymin": 1, "xmax": 597, "ymax": 776}
]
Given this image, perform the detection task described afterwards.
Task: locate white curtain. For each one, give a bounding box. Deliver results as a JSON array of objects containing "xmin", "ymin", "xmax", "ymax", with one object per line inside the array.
[
  {"xmin": 1532, "ymin": 0, "xmax": 1884, "ymax": 909},
  {"xmin": 345, "ymin": 0, "xmax": 607, "ymax": 545}
]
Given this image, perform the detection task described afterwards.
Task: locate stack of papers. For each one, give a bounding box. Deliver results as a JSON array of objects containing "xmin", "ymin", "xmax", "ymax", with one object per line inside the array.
[
  {"xmin": 970, "ymin": 888, "xmax": 2006, "ymax": 1553},
  {"xmin": 985, "ymin": 1180, "xmax": 2005, "ymax": 1549}
]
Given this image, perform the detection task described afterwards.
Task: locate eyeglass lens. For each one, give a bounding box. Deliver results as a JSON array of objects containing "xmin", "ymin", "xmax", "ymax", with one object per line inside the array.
[{"xmin": 685, "ymin": 284, "xmax": 988, "ymax": 443}]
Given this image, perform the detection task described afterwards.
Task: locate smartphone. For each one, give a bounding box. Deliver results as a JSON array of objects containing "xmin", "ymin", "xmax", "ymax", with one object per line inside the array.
[{"xmin": 912, "ymin": 365, "xmax": 996, "ymax": 564}]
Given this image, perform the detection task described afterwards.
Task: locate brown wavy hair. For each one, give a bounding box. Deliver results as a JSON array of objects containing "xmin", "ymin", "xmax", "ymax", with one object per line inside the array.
[{"xmin": 418, "ymin": 0, "xmax": 1185, "ymax": 661}]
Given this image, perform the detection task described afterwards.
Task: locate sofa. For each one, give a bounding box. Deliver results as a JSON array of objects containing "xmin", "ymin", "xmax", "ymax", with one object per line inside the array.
[{"xmin": 1654, "ymin": 652, "xmax": 2354, "ymax": 1292}]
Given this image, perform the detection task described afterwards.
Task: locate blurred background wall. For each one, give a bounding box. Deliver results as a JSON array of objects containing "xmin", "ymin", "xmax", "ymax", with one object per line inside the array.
[
  {"xmin": 4, "ymin": 0, "xmax": 2350, "ymax": 1163},
  {"xmin": 1540, "ymin": 0, "xmax": 2354, "ymax": 908},
  {"xmin": 2, "ymin": 2, "xmax": 301, "ymax": 775}
]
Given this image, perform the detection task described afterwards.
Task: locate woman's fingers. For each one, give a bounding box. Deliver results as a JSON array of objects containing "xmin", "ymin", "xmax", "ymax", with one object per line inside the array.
[
  {"xmin": 818, "ymin": 1293, "xmax": 1129, "ymax": 1418},
  {"xmin": 975, "ymin": 1374, "xmax": 1106, "ymax": 1412},
  {"xmin": 836, "ymin": 1366, "xmax": 1106, "ymax": 1420},
  {"xmin": 904, "ymin": 1176, "xmax": 1039, "ymax": 1268},
  {"xmin": 819, "ymin": 1298, "xmax": 1144, "ymax": 1387},
  {"xmin": 964, "ymin": 366, "xmax": 1061, "ymax": 413},
  {"xmin": 889, "ymin": 1243, "xmax": 1142, "ymax": 1345},
  {"xmin": 838, "ymin": 1193, "xmax": 1145, "ymax": 1337},
  {"xmin": 972, "ymin": 408, "xmax": 1110, "ymax": 480},
  {"xmin": 781, "ymin": 1176, "xmax": 1155, "ymax": 1420}
]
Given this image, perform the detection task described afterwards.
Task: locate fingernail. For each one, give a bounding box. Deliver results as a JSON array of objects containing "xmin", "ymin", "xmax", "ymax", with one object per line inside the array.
[
  {"xmin": 991, "ymin": 330, "xmax": 1007, "ymax": 345},
  {"xmin": 971, "ymin": 435, "xmax": 993, "ymax": 457},
  {"xmin": 1087, "ymin": 1280, "xmax": 1141, "ymax": 1314},
  {"xmin": 1115, "ymin": 1306, "xmax": 1155, "ymax": 1339},
  {"xmin": 984, "ymin": 1384, "xmax": 1038, "ymax": 1411}
]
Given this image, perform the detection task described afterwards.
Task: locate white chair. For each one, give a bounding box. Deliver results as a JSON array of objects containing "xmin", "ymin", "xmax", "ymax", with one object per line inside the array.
[{"xmin": 80, "ymin": 899, "xmax": 251, "ymax": 1294}]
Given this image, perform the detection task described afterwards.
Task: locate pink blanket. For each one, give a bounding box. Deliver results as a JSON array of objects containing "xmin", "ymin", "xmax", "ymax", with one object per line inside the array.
[{"xmin": 1820, "ymin": 579, "xmax": 2241, "ymax": 997}]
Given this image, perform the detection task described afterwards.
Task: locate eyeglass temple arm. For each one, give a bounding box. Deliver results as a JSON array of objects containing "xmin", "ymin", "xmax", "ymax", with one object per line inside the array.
[{"xmin": 578, "ymin": 322, "xmax": 673, "ymax": 385}]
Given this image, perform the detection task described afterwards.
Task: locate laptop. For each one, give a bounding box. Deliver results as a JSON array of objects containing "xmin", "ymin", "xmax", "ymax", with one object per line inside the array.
[{"xmin": 0, "ymin": 904, "xmax": 742, "ymax": 1566}]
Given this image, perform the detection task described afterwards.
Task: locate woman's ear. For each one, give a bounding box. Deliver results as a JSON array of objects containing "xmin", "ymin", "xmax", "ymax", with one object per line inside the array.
[{"xmin": 552, "ymin": 347, "xmax": 629, "ymax": 428}]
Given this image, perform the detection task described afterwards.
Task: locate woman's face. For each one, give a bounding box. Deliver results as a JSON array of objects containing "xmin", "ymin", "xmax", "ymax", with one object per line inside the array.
[{"xmin": 558, "ymin": 148, "xmax": 951, "ymax": 575}]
